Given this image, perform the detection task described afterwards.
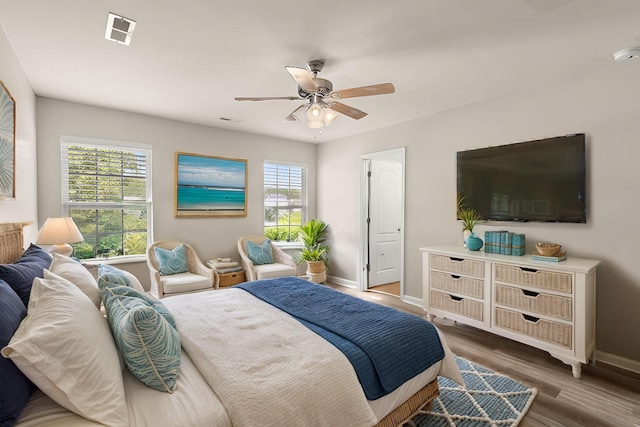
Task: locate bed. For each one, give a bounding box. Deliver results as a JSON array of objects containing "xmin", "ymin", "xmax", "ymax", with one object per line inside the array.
[{"xmin": 0, "ymin": 222, "xmax": 462, "ymax": 427}]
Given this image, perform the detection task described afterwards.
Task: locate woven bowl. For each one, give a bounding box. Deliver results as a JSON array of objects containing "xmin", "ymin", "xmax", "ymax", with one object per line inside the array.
[{"xmin": 536, "ymin": 242, "xmax": 561, "ymax": 257}]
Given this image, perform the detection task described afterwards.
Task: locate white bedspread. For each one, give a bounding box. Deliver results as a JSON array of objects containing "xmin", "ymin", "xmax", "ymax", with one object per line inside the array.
[{"xmin": 163, "ymin": 289, "xmax": 377, "ymax": 427}]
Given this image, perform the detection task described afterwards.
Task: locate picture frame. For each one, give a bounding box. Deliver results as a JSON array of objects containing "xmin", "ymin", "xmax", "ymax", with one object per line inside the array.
[
  {"xmin": 0, "ymin": 80, "xmax": 16, "ymax": 200},
  {"xmin": 175, "ymin": 152, "xmax": 247, "ymax": 217}
]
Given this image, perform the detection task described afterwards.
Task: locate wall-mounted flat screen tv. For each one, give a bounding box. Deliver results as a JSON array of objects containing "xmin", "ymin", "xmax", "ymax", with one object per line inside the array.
[{"xmin": 457, "ymin": 133, "xmax": 586, "ymax": 223}]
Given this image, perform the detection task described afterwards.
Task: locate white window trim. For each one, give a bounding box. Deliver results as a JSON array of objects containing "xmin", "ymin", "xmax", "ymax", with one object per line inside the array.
[
  {"xmin": 60, "ymin": 135, "xmax": 153, "ymax": 260},
  {"xmin": 263, "ymin": 160, "xmax": 308, "ymax": 241}
]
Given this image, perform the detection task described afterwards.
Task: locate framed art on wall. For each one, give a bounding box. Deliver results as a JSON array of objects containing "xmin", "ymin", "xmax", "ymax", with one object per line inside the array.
[
  {"xmin": 175, "ymin": 152, "xmax": 247, "ymax": 217},
  {"xmin": 0, "ymin": 80, "xmax": 16, "ymax": 200}
]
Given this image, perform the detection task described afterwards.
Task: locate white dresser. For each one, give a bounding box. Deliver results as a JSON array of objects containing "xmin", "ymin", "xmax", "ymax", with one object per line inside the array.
[{"xmin": 421, "ymin": 245, "xmax": 601, "ymax": 378}]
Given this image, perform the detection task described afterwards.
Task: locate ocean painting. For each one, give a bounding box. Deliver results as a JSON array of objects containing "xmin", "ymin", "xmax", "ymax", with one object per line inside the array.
[{"xmin": 175, "ymin": 152, "xmax": 247, "ymax": 217}]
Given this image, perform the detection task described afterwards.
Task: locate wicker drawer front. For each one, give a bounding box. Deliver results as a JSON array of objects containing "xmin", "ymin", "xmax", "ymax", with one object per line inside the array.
[
  {"xmin": 430, "ymin": 254, "xmax": 484, "ymax": 278},
  {"xmin": 430, "ymin": 291, "xmax": 483, "ymax": 321},
  {"xmin": 495, "ymin": 307, "xmax": 572, "ymax": 349},
  {"xmin": 218, "ymin": 270, "xmax": 245, "ymax": 287},
  {"xmin": 494, "ymin": 264, "xmax": 572, "ymax": 294},
  {"xmin": 430, "ymin": 270, "xmax": 484, "ymax": 299},
  {"xmin": 495, "ymin": 284, "xmax": 572, "ymax": 321}
]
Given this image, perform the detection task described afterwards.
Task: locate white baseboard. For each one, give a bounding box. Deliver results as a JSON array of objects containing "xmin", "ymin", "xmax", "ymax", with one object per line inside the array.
[
  {"xmin": 595, "ymin": 350, "xmax": 640, "ymax": 374},
  {"xmin": 327, "ymin": 275, "xmax": 358, "ymax": 289},
  {"xmin": 401, "ymin": 295, "xmax": 424, "ymax": 309}
]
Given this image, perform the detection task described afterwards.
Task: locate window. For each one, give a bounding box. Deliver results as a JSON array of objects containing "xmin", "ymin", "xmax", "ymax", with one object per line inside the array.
[
  {"xmin": 61, "ymin": 136, "xmax": 152, "ymax": 260},
  {"xmin": 263, "ymin": 161, "xmax": 306, "ymax": 242}
]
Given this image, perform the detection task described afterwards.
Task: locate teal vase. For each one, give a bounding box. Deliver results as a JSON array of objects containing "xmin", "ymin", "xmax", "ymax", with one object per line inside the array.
[{"xmin": 466, "ymin": 233, "xmax": 483, "ymax": 251}]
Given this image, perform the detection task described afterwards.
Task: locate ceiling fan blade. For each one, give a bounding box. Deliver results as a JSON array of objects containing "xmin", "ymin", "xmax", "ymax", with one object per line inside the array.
[
  {"xmin": 285, "ymin": 66, "xmax": 318, "ymax": 92},
  {"xmin": 284, "ymin": 105, "xmax": 306, "ymax": 122},
  {"xmin": 329, "ymin": 83, "xmax": 395, "ymax": 99},
  {"xmin": 328, "ymin": 102, "xmax": 368, "ymax": 120},
  {"xmin": 235, "ymin": 96, "xmax": 300, "ymax": 101}
]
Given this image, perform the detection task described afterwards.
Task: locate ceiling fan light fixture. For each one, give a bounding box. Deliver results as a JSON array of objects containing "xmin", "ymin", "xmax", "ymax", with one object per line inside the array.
[
  {"xmin": 307, "ymin": 119, "xmax": 324, "ymax": 129},
  {"xmin": 323, "ymin": 109, "xmax": 338, "ymax": 126},
  {"xmin": 307, "ymin": 102, "xmax": 324, "ymax": 121}
]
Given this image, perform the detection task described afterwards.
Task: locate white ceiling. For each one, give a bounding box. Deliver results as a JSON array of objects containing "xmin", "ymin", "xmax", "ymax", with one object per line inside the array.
[{"xmin": 1, "ymin": 0, "xmax": 639, "ymax": 143}]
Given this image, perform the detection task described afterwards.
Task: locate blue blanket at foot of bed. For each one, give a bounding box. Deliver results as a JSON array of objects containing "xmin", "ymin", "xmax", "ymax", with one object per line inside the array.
[{"xmin": 238, "ymin": 277, "xmax": 444, "ymax": 400}]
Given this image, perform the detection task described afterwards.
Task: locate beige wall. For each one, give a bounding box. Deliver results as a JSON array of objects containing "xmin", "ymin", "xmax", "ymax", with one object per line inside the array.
[
  {"xmin": 36, "ymin": 98, "xmax": 317, "ymax": 288},
  {"xmin": 0, "ymin": 26, "xmax": 38, "ymax": 243},
  {"xmin": 318, "ymin": 58, "xmax": 640, "ymax": 366}
]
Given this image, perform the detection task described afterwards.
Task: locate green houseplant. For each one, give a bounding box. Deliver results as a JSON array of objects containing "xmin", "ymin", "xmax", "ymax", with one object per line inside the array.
[
  {"xmin": 298, "ymin": 219, "xmax": 330, "ymax": 282},
  {"xmin": 457, "ymin": 195, "xmax": 482, "ymax": 244}
]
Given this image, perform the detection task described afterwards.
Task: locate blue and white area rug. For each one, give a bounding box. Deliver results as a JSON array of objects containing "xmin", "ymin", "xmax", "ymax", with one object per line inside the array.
[{"xmin": 408, "ymin": 356, "xmax": 537, "ymax": 427}]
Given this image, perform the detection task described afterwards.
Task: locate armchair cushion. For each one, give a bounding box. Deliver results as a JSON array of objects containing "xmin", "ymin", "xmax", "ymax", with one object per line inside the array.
[
  {"xmin": 246, "ymin": 239, "xmax": 275, "ymax": 265},
  {"xmin": 160, "ymin": 272, "xmax": 213, "ymax": 295},
  {"xmin": 255, "ymin": 263, "xmax": 297, "ymax": 280},
  {"xmin": 154, "ymin": 244, "xmax": 188, "ymax": 275}
]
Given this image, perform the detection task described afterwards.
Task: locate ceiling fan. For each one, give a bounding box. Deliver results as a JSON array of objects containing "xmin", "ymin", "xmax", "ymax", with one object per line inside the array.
[{"xmin": 234, "ymin": 60, "xmax": 395, "ymax": 129}]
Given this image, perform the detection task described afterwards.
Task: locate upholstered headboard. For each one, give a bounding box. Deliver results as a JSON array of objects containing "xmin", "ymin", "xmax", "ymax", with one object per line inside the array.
[{"xmin": 0, "ymin": 222, "xmax": 28, "ymax": 264}]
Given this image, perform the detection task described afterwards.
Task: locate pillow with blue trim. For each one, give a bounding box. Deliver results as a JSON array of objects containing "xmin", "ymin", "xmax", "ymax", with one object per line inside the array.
[
  {"xmin": 153, "ymin": 244, "xmax": 188, "ymax": 275},
  {"xmin": 0, "ymin": 243, "xmax": 52, "ymax": 306},
  {"xmin": 98, "ymin": 266, "xmax": 176, "ymax": 328},
  {"xmin": 102, "ymin": 285, "xmax": 181, "ymax": 393},
  {"xmin": 0, "ymin": 280, "xmax": 34, "ymax": 426},
  {"xmin": 246, "ymin": 239, "xmax": 274, "ymax": 265},
  {"xmin": 98, "ymin": 264, "xmax": 146, "ymax": 293}
]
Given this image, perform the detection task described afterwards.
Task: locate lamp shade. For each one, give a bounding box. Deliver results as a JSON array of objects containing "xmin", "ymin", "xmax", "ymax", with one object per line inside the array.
[{"xmin": 36, "ymin": 217, "xmax": 84, "ymax": 256}]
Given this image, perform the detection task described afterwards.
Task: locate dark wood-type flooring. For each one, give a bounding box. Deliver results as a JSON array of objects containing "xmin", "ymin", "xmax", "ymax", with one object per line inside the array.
[{"xmin": 326, "ymin": 282, "xmax": 640, "ymax": 427}]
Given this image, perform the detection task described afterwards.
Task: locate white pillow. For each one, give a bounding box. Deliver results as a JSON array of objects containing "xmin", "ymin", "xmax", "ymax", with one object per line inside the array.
[
  {"xmin": 1, "ymin": 275, "xmax": 128, "ymax": 427},
  {"xmin": 47, "ymin": 253, "xmax": 101, "ymax": 308}
]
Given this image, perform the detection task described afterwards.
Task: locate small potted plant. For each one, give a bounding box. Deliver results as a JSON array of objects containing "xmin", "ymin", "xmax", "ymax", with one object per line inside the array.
[
  {"xmin": 457, "ymin": 195, "xmax": 482, "ymax": 246},
  {"xmin": 298, "ymin": 219, "xmax": 330, "ymax": 282}
]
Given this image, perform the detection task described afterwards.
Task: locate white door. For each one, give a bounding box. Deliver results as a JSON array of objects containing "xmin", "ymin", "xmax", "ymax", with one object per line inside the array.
[{"xmin": 368, "ymin": 159, "xmax": 402, "ymax": 287}]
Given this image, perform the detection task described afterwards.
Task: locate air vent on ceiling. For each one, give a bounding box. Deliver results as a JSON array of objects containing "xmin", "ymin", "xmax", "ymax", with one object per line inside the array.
[{"xmin": 105, "ymin": 13, "xmax": 136, "ymax": 46}]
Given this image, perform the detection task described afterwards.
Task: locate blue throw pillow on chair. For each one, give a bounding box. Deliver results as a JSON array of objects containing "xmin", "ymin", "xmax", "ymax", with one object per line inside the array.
[
  {"xmin": 246, "ymin": 240, "xmax": 274, "ymax": 265},
  {"xmin": 154, "ymin": 244, "xmax": 188, "ymax": 275}
]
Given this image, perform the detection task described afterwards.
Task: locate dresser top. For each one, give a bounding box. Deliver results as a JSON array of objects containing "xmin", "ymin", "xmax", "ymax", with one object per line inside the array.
[{"xmin": 420, "ymin": 245, "xmax": 601, "ymax": 273}]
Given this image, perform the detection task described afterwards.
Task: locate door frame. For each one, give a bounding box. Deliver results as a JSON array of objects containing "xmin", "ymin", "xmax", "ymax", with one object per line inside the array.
[{"xmin": 358, "ymin": 147, "xmax": 406, "ymax": 295}]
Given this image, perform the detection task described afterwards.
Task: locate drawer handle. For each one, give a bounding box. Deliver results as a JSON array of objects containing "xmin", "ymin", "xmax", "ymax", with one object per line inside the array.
[
  {"xmin": 450, "ymin": 274, "xmax": 461, "ymax": 279},
  {"xmin": 522, "ymin": 289, "xmax": 540, "ymax": 298},
  {"xmin": 522, "ymin": 314, "xmax": 540, "ymax": 324},
  {"xmin": 449, "ymin": 295, "xmax": 463, "ymax": 302},
  {"xmin": 520, "ymin": 267, "xmax": 539, "ymax": 273},
  {"xmin": 449, "ymin": 257, "xmax": 465, "ymax": 262}
]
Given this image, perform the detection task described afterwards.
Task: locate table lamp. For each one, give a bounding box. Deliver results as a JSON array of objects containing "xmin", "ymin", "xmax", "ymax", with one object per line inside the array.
[{"xmin": 36, "ymin": 217, "xmax": 84, "ymax": 256}]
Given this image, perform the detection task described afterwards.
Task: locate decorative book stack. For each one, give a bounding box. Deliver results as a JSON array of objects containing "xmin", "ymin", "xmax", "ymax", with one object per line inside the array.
[{"xmin": 484, "ymin": 231, "xmax": 526, "ymax": 256}]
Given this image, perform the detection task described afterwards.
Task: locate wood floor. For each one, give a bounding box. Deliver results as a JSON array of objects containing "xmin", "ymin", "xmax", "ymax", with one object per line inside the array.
[
  {"xmin": 369, "ymin": 281, "xmax": 400, "ymax": 296},
  {"xmin": 326, "ymin": 282, "xmax": 640, "ymax": 427}
]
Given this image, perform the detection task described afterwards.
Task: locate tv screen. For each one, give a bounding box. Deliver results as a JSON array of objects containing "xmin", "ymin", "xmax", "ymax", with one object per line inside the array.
[{"xmin": 457, "ymin": 134, "xmax": 586, "ymax": 223}]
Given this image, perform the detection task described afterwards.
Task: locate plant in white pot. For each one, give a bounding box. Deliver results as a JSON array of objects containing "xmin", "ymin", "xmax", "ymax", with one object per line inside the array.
[{"xmin": 298, "ymin": 219, "xmax": 330, "ymax": 283}]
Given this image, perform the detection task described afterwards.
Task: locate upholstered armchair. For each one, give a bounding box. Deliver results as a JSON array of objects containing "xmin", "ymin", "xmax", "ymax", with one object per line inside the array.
[
  {"xmin": 237, "ymin": 236, "xmax": 297, "ymax": 282},
  {"xmin": 147, "ymin": 240, "xmax": 216, "ymax": 298}
]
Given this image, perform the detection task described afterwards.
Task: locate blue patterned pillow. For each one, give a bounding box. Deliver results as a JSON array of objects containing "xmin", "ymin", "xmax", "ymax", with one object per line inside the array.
[
  {"xmin": 98, "ymin": 271, "xmax": 176, "ymax": 329},
  {"xmin": 98, "ymin": 264, "xmax": 146, "ymax": 293},
  {"xmin": 246, "ymin": 240, "xmax": 274, "ymax": 265},
  {"xmin": 0, "ymin": 280, "xmax": 34, "ymax": 425},
  {"xmin": 154, "ymin": 244, "xmax": 188, "ymax": 275},
  {"xmin": 103, "ymin": 285, "xmax": 181, "ymax": 393},
  {"xmin": 0, "ymin": 244, "xmax": 52, "ymax": 306}
]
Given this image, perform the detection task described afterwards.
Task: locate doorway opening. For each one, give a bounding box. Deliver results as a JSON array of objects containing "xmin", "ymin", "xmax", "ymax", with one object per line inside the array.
[{"xmin": 359, "ymin": 148, "xmax": 405, "ymax": 298}]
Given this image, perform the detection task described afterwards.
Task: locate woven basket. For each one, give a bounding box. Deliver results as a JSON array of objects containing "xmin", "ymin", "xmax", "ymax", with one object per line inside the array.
[
  {"xmin": 306, "ymin": 261, "xmax": 325, "ymax": 274},
  {"xmin": 218, "ymin": 270, "xmax": 245, "ymax": 287}
]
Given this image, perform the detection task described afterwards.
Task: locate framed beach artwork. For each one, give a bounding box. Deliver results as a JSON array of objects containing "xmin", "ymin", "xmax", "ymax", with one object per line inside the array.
[
  {"xmin": 0, "ymin": 80, "xmax": 16, "ymax": 200},
  {"xmin": 175, "ymin": 152, "xmax": 247, "ymax": 217}
]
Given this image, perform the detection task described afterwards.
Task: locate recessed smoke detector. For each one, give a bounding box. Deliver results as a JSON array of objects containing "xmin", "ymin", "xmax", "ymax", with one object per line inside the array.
[
  {"xmin": 105, "ymin": 13, "xmax": 136, "ymax": 46},
  {"xmin": 613, "ymin": 47, "xmax": 640, "ymax": 62}
]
